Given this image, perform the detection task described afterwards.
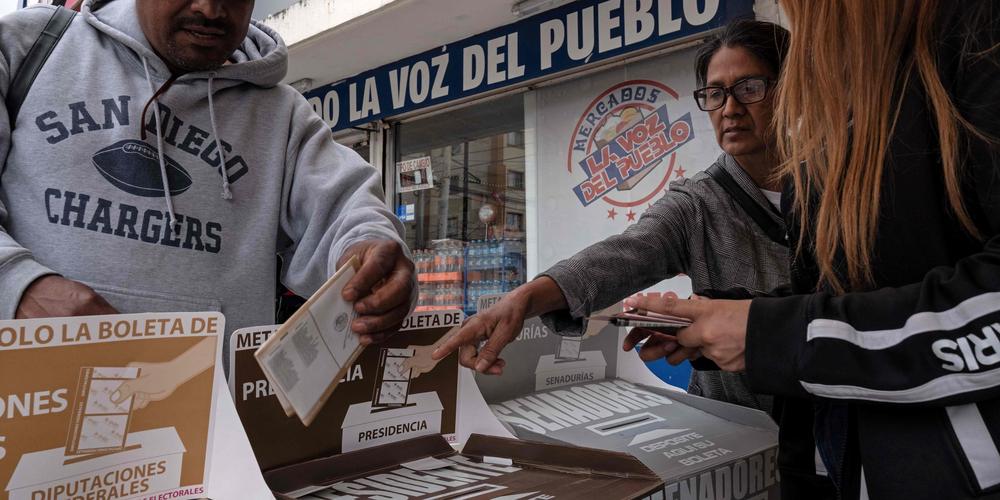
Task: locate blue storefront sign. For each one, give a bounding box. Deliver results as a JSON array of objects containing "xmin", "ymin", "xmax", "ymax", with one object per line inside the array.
[{"xmin": 305, "ymin": 0, "xmax": 753, "ymax": 131}]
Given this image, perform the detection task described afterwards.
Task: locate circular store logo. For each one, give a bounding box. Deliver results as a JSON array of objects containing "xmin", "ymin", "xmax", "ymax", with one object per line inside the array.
[{"xmin": 566, "ymin": 80, "xmax": 694, "ymax": 221}]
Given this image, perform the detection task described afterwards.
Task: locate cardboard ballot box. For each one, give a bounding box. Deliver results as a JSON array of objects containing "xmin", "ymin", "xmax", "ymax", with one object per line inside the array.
[
  {"xmin": 472, "ymin": 310, "xmax": 781, "ymax": 499},
  {"xmin": 265, "ymin": 433, "xmax": 663, "ymax": 499},
  {"xmin": 7, "ymin": 428, "xmax": 185, "ymax": 500},
  {"xmin": 228, "ymin": 310, "xmax": 462, "ymax": 471},
  {"xmin": 341, "ymin": 392, "xmax": 444, "ymax": 452},
  {"xmin": 491, "ymin": 378, "xmax": 780, "ymax": 499}
]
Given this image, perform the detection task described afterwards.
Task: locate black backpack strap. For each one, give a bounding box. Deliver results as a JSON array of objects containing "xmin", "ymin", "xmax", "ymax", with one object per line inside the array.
[
  {"xmin": 706, "ymin": 163, "xmax": 788, "ymax": 247},
  {"xmin": 6, "ymin": 7, "xmax": 76, "ymax": 129}
]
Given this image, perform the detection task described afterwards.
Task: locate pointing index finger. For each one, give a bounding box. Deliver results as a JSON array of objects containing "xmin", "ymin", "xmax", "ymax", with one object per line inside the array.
[{"xmin": 432, "ymin": 321, "xmax": 483, "ymax": 360}]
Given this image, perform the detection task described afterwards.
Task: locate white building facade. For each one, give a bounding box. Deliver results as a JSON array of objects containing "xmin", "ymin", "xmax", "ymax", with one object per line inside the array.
[{"xmin": 264, "ymin": 0, "xmax": 783, "ymax": 317}]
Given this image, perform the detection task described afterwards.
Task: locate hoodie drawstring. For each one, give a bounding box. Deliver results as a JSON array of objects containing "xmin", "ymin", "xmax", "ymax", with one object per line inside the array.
[
  {"xmin": 141, "ymin": 57, "xmax": 179, "ymax": 228},
  {"xmin": 139, "ymin": 61, "xmax": 235, "ymax": 225},
  {"xmin": 208, "ymin": 74, "xmax": 232, "ymax": 200}
]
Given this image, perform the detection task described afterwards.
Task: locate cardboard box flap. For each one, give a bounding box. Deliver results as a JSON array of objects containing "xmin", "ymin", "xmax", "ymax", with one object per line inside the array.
[
  {"xmin": 465, "ymin": 310, "xmax": 782, "ymax": 498},
  {"xmin": 662, "ymin": 387, "xmax": 777, "ymax": 430},
  {"xmin": 264, "ymin": 434, "xmax": 452, "ymax": 493},
  {"xmin": 462, "ymin": 433, "xmax": 659, "ymax": 481},
  {"xmin": 485, "ymin": 377, "xmax": 780, "ymax": 489},
  {"xmin": 268, "ymin": 434, "xmax": 663, "ymax": 500}
]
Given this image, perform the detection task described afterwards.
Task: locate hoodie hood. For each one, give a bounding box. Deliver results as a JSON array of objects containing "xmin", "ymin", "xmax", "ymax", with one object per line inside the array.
[
  {"xmin": 82, "ymin": 0, "xmax": 287, "ymax": 88},
  {"xmin": 78, "ymin": 0, "xmax": 290, "ymax": 217},
  {"xmin": 0, "ymin": 0, "xmax": 406, "ymax": 363}
]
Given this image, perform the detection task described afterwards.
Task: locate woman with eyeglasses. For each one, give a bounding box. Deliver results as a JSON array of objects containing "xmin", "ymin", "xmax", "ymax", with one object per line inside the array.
[
  {"xmin": 621, "ymin": 0, "xmax": 1000, "ymax": 498},
  {"xmin": 432, "ymin": 19, "xmax": 833, "ymax": 496}
]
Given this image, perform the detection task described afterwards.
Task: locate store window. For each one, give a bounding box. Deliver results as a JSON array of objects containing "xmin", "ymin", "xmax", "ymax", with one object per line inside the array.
[{"xmin": 395, "ymin": 94, "xmax": 527, "ymax": 316}]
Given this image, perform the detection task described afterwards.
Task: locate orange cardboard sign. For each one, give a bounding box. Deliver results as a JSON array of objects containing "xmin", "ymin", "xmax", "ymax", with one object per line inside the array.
[{"xmin": 0, "ymin": 312, "xmax": 224, "ymax": 500}]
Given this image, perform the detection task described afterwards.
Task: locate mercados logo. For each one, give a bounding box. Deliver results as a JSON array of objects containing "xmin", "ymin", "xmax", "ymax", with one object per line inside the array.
[{"xmin": 567, "ymin": 80, "xmax": 694, "ymax": 221}]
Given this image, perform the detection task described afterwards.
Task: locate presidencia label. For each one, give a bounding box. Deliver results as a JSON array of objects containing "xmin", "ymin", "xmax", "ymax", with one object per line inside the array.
[{"xmin": 305, "ymin": 0, "xmax": 754, "ymax": 131}]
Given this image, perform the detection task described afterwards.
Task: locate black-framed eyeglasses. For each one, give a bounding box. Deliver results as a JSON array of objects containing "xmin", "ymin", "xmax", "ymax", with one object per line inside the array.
[{"xmin": 693, "ymin": 77, "xmax": 772, "ymax": 112}]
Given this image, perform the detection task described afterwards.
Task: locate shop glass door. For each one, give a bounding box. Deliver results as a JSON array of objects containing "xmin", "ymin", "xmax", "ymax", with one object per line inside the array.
[{"xmin": 394, "ymin": 94, "xmax": 527, "ymax": 316}]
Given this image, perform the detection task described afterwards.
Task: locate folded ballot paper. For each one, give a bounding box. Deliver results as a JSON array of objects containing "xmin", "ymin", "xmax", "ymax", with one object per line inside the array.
[
  {"xmin": 590, "ymin": 309, "xmax": 692, "ymax": 332},
  {"xmin": 255, "ymin": 256, "xmax": 362, "ymax": 426}
]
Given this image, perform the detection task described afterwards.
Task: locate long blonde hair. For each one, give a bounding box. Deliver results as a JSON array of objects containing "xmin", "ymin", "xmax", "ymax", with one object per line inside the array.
[{"xmin": 776, "ymin": 0, "xmax": 981, "ymax": 293}]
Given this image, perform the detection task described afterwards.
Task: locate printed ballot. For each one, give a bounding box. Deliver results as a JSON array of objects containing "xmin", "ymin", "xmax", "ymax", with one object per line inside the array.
[
  {"xmin": 0, "ymin": 312, "xmax": 224, "ymax": 500},
  {"xmin": 255, "ymin": 256, "xmax": 363, "ymax": 426}
]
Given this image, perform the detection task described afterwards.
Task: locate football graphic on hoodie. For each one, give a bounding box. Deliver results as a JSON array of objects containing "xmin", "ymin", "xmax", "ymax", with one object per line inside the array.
[{"xmin": 93, "ymin": 139, "xmax": 192, "ymax": 197}]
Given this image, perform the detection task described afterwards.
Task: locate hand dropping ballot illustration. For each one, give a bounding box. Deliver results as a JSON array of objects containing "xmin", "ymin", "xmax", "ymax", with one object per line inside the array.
[{"xmin": 0, "ymin": 312, "xmax": 224, "ymax": 500}]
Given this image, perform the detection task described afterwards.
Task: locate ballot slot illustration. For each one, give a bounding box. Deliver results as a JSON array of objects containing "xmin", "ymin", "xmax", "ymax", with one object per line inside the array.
[
  {"xmin": 372, "ymin": 348, "xmax": 414, "ymax": 409},
  {"xmin": 555, "ymin": 337, "xmax": 583, "ymax": 362},
  {"xmin": 534, "ymin": 334, "xmax": 608, "ymax": 391},
  {"xmin": 65, "ymin": 367, "xmax": 141, "ymax": 457},
  {"xmin": 63, "ymin": 338, "xmax": 217, "ymax": 461}
]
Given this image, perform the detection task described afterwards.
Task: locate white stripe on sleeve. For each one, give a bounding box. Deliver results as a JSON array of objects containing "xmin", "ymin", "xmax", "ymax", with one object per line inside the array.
[
  {"xmin": 800, "ymin": 366, "xmax": 1000, "ymax": 402},
  {"xmin": 806, "ymin": 292, "xmax": 1000, "ymax": 350},
  {"xmin": 859, "ymin": 467, "xmax": 870, "ymax": 500},
  {"xmin": 947, "ymin": 404, "xmax": 1000, "ymax": 490}
]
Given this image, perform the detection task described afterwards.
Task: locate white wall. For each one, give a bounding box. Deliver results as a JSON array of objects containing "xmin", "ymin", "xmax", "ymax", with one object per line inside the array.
[
  {"xmin": 754, "ymin": 0, "xmax": 788, "ymax": 26},
  {"xmin": 253, "ymin": 0, "xmax": 301, "ymax": 20},
  {"xmin": 0, "ymin": 1, "xmax": 19, "ymax": 17},
  {"xmin": 530, "ymin": 47, "xmax": 712, "ymax": 299},
  {"xmin": 263, "ymin": 0, "xmax": 397, "ymax": 47}
]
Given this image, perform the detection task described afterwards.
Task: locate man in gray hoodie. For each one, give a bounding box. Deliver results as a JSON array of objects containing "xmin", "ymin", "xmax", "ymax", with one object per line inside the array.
[{"xmin": 0, "ymin": 0, "xmax": 415, "ymax": 360}]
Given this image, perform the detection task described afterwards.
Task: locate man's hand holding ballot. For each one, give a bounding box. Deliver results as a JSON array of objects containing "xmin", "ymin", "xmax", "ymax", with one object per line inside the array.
[{"xmin": 339, "ymin": 239, "xmax": 417, "ymax": 345}]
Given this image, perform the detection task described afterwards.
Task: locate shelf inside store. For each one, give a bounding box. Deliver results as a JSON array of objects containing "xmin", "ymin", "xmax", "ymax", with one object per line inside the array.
[
  {"xmin": 413, "ymin": 238, "xmax": 528, "ymax": 317},
  {"xmin": 417, "ymin": 272, "xmax": 463, "ymax": 283},
  {"xmin": 414, "ymin": 305, "xmax": 462, "ymax": 312},
  {"xmin": 465, "ymin": 261, "xmax": 523, "ymax": 271}
]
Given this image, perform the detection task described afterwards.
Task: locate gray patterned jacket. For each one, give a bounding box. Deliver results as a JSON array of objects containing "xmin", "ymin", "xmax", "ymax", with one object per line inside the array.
[{"xmin": 540, "ymin": 153, "xmax": 788, "ymax": 413}]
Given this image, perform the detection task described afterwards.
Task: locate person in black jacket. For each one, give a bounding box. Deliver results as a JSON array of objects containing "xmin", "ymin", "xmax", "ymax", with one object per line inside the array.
[{"xmin": 625, "ymin": 0, "xmax": 1000, "ymax": 498}]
